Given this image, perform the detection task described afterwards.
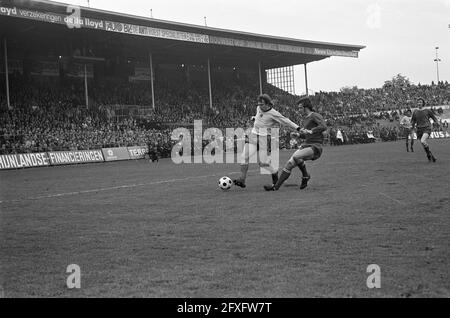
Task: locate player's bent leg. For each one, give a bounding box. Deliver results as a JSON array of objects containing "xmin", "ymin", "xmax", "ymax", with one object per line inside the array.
[
  {"xmin": 258, "ymin": 149, "xmax": 279, "ymax": 185},
  {"xmin": 420, "ymin": 133, "xmax": 429, "ymax": 148},
  {"xmin": 296, "ymin": 158, "xmax": 311, "ymax": 189},
  {"xmin": 263, "ymin": 166, "xmax": 293, "ymax": 191},
  {"xmin": 234, "ymin": 164, "xmax": 249, "ymax": 188},
  {"xmin": 264, "ymin": 148, "xmax": 314, "ymax": 191},
  {"xmin": 421, "ymin": 133, "xmax": 436, "ymax": 162},
  {"xmin": 234, "ymin": 144, "xmax": 250, "ymax": 187},
  {"xmin": 258, "ymin": 161, "xmax": 279, "ymax": 183},
  {"xmin": 234, "ymin": 143, "xmax": 257, "ymax": 187},
  {"xmin": 292, "ymin": 147, "xmax": 315, "ymax": 189},
  {"xmin": 420, "ymin": 133, "xmax": 435, "ymax": 162},
  {"xmin": 404, "ymin": 130, "xmax": 410, "ymax": 152},
  {"xmin": 294, "ymin": 147, "xmax": 315, "ymax": 160}
]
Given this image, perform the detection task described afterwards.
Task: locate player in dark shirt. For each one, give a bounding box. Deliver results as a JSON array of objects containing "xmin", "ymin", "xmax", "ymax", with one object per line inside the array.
[
  {"xmin": 146, "ymin": 139, "xmax": 160, "ymax": 163},
  {"xmin": 264, "ymin": 97, "xmax": 327, "ymax": 191},
  {"xmin": 411, "ymin": 98, "xmax": 440, "ymax": 162}
]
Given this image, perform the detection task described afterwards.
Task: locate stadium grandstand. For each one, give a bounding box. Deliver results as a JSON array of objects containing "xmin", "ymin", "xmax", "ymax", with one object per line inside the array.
[
  {"xmin": 2, "ymin": 1, "xmax": 450, "ymax": 301},
  {"xmin": 1, "ymin": 0, "xmax": 449, "ymax": 159}
]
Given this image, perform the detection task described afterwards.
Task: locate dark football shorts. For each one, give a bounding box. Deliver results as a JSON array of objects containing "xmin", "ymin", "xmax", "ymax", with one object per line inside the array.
[
  {"xmin": 416, "ymin": 127, "xmax": 432, "ymax": 140},
  {"xmin": 300, "ymin": 143, "xmax": 323, "ymax": 161}
]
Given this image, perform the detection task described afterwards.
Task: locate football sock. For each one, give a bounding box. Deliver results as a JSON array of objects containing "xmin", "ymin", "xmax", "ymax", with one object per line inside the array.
[
  {"xmin": 271, "ymin": 172, "xmax": 279, "ymax": 185},
  {"xmin": 239, "ymin": 164, "xmax": 249, "ymax": 181},
  {"xmin": 423, "ymin": 145, "xmax": 431, "ymax": 157},
  {"xmin": 274, "ymin": 169, "xmax": 291, "ymax": 190},
  {"xmin": 428, "ymin": 148, "xmax": 435, "ymax": 160},
  {"xmin": 297, "ymin": 162, "xmax": 309, "ymax": 178}
]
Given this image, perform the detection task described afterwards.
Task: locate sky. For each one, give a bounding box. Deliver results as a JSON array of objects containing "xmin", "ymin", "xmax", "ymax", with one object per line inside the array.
[{"xmin": 48, "ymin": 0, "xmax": 450, "ymax": 94}]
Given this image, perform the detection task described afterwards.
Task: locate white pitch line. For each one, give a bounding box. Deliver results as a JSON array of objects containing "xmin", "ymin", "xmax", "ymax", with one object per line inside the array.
[
  {"xmin": 379, "ymin": 192, "xmax": 406, "ymax": 206},
  {"xmin": 0, "ymin": 170, "xmax": 259, "ymax": 204}
]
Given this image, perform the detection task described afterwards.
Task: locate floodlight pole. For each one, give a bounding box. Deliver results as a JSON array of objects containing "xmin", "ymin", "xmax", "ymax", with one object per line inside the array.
[
  {"xmin": 434, "ymin": 47, "xmax": 441, "ymax": 83},
  {"xmin": 207, "ymin": 58, "xmax": 213, "ymax": 111},
  {"xmin": 258, "ymin": 61, "xmax": 263, "ymax": 95},
  {"xmin": 3, "ymin": 37, "xmax": 10, "ymax": 109},
  {"xmin": 84, "ymin": 64, "xmax": 89, "ymax": 108},
  {"xmin": 304, "ymin": 63, "xmax": 309, "ymax": 96},
  {"xmin": 149, "ymin": 52, "xmax": 155, "ymax": 110}
]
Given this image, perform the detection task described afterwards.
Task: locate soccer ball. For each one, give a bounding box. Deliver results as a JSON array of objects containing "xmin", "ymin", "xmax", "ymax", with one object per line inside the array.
[{"xmin": 218, "ymin": 176, "xmax": 233, "ymax": 190}]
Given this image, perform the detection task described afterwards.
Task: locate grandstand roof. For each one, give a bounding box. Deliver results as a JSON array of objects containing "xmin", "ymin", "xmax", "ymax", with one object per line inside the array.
[{"xmin": 1, "ymin": 0, "xmax": 365, "ymax": 69}]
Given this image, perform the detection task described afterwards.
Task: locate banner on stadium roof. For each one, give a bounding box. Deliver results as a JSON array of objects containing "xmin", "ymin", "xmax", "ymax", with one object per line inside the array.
[
  {"xmin": 48, "ymin": 150, "xmax": 104, "ymax": 165},
  {"xmin": 0, "ymin": 5, "xmax": 209, "ymax": 44},
  {"xmin": 101, "ymin": 147, "xmax": 131, "ymax": 161},
  {"xmin": 0, "ymin": 4, "xmax": 358, "ymax": 57},
  {"xmin": 104, "ymin": 21, "xmax": 209, "ymax": 43},
  {"xmin": 0, "ymin": 153, "xmax": 50, "ymax": 170},
  {"xmin": 210, "ymin": 36, "xmax": 359, "ymax": 58},
  {"xmin": 127, "ymin": 146, "xmax": 148, "ymax": 160},
  {"xmin": 313, "ymin": 48, "xmax": 359, "ymax": 58}
]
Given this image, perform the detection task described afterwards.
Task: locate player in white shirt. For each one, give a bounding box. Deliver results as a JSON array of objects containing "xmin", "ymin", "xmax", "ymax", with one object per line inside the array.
[
  {"xmin": 233, "ymin": 94, "xmax": 301, "ymax": 188},
  {"xmin": 400, "ymin": 108, "xmax": 414, "ymax": 152}
]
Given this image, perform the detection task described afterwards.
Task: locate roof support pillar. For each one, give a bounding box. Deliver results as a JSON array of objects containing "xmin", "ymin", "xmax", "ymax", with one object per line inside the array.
[
  {"xmin": 149, "ymin": 52, "xmax": 155, "ymax": 110},
  {"xmin": 84, "ymin": 64, "xmax": 89, "ymax": 108},
  {"xmin": 207, "ymin": 58, "xmax": 213, "ymax": 112},
  {"xmin": 4, "ymin": 37, "xmax": 10, "ymax": 109},
  {"xmin": 258, "ymin": 61, "xmax": 263, "ymax": 95},
  {"xmin": 304, "ymin": 63, "xmax": 309, "ymax": 96}
]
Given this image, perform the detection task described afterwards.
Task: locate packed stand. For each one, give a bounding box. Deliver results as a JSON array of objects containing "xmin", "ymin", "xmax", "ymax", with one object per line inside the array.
[{"xmin": 1, "ymin": 74, "xmax": 449, "ymax": 155}]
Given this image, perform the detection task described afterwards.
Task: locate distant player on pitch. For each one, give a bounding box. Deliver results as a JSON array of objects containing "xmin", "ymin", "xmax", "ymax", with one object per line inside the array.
[
  {"xmin": 411, "ymin": 98, "xmax": 440, "ymax": 162},
  {"xmin": 233, "ymin": 94, "xmax": 301, "ymax": 188},
  {"xmin": 264, "ymin": 97, "xmax": 326, "ymax": 191},
  {"xmin": 400, "ymin": 108, "xmax": 414, "ymax": 152}
]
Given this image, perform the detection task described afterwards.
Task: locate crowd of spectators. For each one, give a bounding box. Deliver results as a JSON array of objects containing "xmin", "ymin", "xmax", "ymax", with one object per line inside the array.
[
  {"xmin": 0, "ymin": 104, "xmax": 173, "ymax": 155},
  {"xmin": 0, "ymin": 74, "xmax": 449, "ymax": 156}
]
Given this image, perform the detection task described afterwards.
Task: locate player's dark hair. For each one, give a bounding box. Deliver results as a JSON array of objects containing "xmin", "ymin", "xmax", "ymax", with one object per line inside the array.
[
  {"xmin": 257, "ymin": 94, "xmax": 273, "ymax": 106},
  {"xmin": 297, "ymin": 97, "xmax": 314, "ymax": 111},
  {"xmin": 417, "ymin": 98, "xmax": 425, "ymax": 107}
]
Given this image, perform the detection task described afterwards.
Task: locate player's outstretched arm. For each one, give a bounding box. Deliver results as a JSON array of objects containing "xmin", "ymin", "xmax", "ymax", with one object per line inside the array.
[
  {"xmin": 428, "ymin": 110, "xmax": 440, "ymax": 127},
  {"xmin": 272, "ymin": 110, "xmax": 300, "ymax": 131}
]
